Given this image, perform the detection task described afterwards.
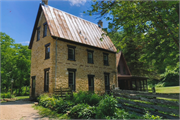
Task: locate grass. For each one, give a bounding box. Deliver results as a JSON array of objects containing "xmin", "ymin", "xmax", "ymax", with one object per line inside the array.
[
  {"xmin": 155, "ymin": 86, "xmax": 180, "ymax": 94},
  {"xmin": 33, "ymin": 105, "xmax": 70, "ymax": 119},
  {"xmin": 15, "ymin": 96, "xmax": 29, "ymax": 100}
]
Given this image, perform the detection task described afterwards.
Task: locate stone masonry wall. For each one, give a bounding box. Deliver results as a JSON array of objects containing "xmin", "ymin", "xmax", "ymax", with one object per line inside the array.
[
  {"xmin": 55, "ymin": 40, "xmax": 117, "ymax": 94},
  {"xmin": 30, "ymin": 12, "xmax": 55, "ymax": 97}
]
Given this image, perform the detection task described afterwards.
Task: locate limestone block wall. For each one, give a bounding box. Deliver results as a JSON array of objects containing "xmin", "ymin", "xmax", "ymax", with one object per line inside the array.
[
  {"xmin": 55, "ymin": 39, "xmax": 117, "ymax": 94},
  {"xmin": 30, "ymin": 12, "xmax": 55, "ymax": 97}
]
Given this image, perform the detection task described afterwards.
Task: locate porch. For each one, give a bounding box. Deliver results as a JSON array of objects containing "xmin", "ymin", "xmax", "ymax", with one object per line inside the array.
[{"xmin": 118, "ymin": 75, "xmax": 148, "ymax": 91}]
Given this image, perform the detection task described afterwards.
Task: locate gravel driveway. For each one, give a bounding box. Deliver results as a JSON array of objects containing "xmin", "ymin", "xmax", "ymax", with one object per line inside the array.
[{"xmin": 0, "ymin": 100, "xmax": 48, "ymax": 120}]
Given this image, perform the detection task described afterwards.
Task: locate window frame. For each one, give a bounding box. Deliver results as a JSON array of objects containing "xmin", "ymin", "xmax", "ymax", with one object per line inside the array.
[
  {"xmin": 104, "ymin": 72, "xmax": 110, "ymax": 93},
  {"xmin": 37, "ymin": 26, "xmax": 41, "ymax": 41},
  {"xmin": 67, "ymin": 45, "xmax": 76, "ymax": 61},
  {"xmin": 103, "ymin": 53, "xmax": 109, "ymax": 66},
  {"xmin": 67, "ymin": 68, "xmax": 76, "ymax": 91},
  {"xmin": 45, "ymin": 43, "xmax": 50, "ymax": 60},
  {"xmin": 44, "ymin": 68, "xmax": 50, "ymax": 92},
  {"xmin": 87, "ymin": 49, "xmax": 94, "ymax": 64},
  {"xmin": 88, "ymin": 75, "xmax": 95, "ymax": 92},
  {"xmin": 43, "ymin": 22, "xmax": 47, "ymax": 37}
]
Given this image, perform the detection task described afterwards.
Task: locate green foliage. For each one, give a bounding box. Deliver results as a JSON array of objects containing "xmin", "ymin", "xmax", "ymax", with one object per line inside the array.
[
  {"xmin": 72, "ymin": 91, "xmax": 102, "ymax": 106},
  {"xmin": 143, "ymin": 111, "xmax": 162, "ymax": 120},
  {"xmin": 95, "ymin": 95, "xmax": 117, "ymax": 118},
  {"xmin": 1, "ymin": 32, "xmax": 31, "ymax": 94},
  {"xmin": 0, "ymin": 92, "xmax": 15, "ymax": 98},
  {"xmin": 85, "ymin": 1, "xmax": 179, "ymax": 79},
  {"xmin": 161, "ymin": 66, "xmax": 179, "ymax": 86},
  {"xmin": 38, "ymin": 94, "xmax": 74, "ymax": 114},
  {"xmin": 69, "ymin": 103, "xmax": 95, "ymax": 119}
]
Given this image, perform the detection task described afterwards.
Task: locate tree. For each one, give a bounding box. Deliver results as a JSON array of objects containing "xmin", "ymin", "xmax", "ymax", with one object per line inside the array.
[
  {"xmin": 86, "ymin": 0, "xmax": 179, "ymax": 75},
  {"xmin": 1, "ymin": 32, "xmax": 31, "ymax": 94}
]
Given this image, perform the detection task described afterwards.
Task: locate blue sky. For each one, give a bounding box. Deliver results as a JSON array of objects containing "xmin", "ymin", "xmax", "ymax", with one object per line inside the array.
[{"xmin": 1, "ymin": 0, "xmax": 109, "ymax": 45}]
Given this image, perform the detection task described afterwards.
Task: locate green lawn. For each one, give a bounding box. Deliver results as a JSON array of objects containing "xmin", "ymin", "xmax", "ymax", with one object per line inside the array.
[
  {"xmin": 16, "ymin": 96, "xmax": 29, "ymax": 100},
  {"xmin": 155, "ymin": 86, "xmax": 180, "ymax": 94},
  {"xmin": 148, "ymin": 86, "xmax": 180, "ymax": 94}
]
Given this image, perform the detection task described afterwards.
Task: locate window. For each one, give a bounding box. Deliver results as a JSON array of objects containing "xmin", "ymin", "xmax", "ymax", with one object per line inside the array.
[
  {"xmin": 103, "ymin": 53, "xmax": 109, "ymax": 65},
  {"xmin": 88, "ymin": 75, "xmax": 95, "ymax": 92},
  {"xmin": 37, "ymin": 26, "xmax": 40, "ymax": 41},
  {"xmin": 123, "ymin": 66, "xmax": 126, "ymax": 74},
  {"xmin": 104, "ymin": 73, "xmax": 110, "ymax": 93},
  {"xmin": 43, "ymin": 22, "xmax": 47, "ymax": 37},
  {"xmin": 31, "ymin": 76, "xmax": 36, "ymax": 97},
  {"xmin": 44, "ymin": 68, "xmax": 50, "ymax": 92},
  {"xmin": 118, "ymin": 65, "xmax": 121, "ymax": 74},
  {"xmin": 87, "ymin": 50, "xmax": 94, "ymax": 64},
  {"xmin": 67, "ymin": 68, "xmax": 76, "ymax": 91},
  {"xmin": 45, "ymin": 43, "xmax": 50, "ymax": 59},
  {"xmin": 67, "ymin": 45, "xmax": 76, "ymax": 61}
]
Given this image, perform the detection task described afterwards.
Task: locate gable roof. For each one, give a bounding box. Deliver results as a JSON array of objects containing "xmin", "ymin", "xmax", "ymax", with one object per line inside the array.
[
  {"xmin": 29, "ymin": 4, "xmax": 117, "ymax": 52},
  {"xmin": 116, "ymin": 51, "xmax": 131, "ymax": 75}
]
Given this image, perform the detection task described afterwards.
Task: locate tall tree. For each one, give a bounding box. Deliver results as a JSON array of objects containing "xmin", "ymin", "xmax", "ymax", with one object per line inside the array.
[
  {"xmin": 1, "ymin": 32, "xmax": 31, "ymax": 93},
  {"xmin": 86, "ymin": 0, "xmax": 179, "ymax": 74}
]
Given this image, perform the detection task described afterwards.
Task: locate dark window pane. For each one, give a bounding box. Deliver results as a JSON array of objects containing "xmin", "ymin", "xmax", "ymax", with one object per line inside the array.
[
  {"xmin": 44, "ymin": 24, "xmax": 47, "ymax": 37},
  {"xmin": 37, "ymin": 30, "xmax": 40, "ymax": 41},
  {"xmin": 88, "ymin": 52, "xmax": 93, "ymax": 63},
  {"xmin": 69, "ymin": 71, "xmax": 75, "ymax": 91},
  {"xmin": 68, "ymin": 48, "xmax": 74, "ymax": 60},
  {"xmin": 103, "ymin": 54, "xmax": 108, "ymax": 65},
  {"xmin": 45, "ymin": 46, "xmax": 50, "ymax": 59}
]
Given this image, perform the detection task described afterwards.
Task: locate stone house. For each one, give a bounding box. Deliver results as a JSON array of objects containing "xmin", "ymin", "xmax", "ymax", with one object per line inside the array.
[{"xmin": 28, "ymin": 3, "xmax": 118, "ymax": 97}]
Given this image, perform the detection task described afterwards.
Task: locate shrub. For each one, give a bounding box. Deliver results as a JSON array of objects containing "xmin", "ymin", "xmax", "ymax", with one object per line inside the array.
[
  {"xmin": 1, "ymin": 92, "xmax": 13, "ymax": 98},
  {"xmin": 161, "ymin": 66, "xmax": 179, "ymax": 87},
  {"xmin": 55, "ymin": 100, "xmax": 75, "ymax": 114},
  {"xmin": 143, "ymin": 111, "xmax": 162, "ymax": 119},
  {"xmin": 95, "ymin": 95, "xmax": 117, "ymax": 119},
  {"xmin": 72, "ymin": 91, "xmax": 101, "ymax": 106},
  {"xmin": 69, "ymin": 103, "xmax": 95, "ymax": 119},
  {"xmin": 38, "ymin": 94, "xmax": 74, "ymax": 114}
]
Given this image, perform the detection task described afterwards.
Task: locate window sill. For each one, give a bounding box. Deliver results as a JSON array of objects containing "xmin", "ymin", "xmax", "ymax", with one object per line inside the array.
[
  {"xmin": 104, "ymin": 64, "xmax": 109, "ymax": 66},
  {"xmin": 68, "ymin": 59, "xmax": 76, "ymax": 61},
  {"xmin": 88, "ymin": 62, "xmax": 94, "ymax": 64},
  {"xmin": 45, "ymin": 58, "xmax": 50, "ymax": 60}
]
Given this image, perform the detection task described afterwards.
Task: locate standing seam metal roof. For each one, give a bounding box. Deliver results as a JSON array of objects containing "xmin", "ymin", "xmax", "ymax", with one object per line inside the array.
[{"xmin": 41, "ymin": 4, "xmax": 117, "ymax": 52}]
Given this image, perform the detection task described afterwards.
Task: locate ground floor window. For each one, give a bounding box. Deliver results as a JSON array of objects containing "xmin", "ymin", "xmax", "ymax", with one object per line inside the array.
[
  {"xmin": 67, "ymin": 68, "xmax": 76, "ymax": 91},
  {"xmin": 104, "ymin": 73, "xmax": 110, "ymax": 93},
  {"xmin": 44, "ymin": 68, "xmax": 50, "ymax": 92},
  {"xmin": 88, "ymin": 75, "xmax": 95, "ymax": 92},
  {"xmin": 31, "ymin": 76, "xmax": 36, "ymax": 97}
]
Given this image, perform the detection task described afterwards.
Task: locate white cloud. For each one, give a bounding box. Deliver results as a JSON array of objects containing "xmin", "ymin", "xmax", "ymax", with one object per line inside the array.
[
  {"xmin": 18, "ymin": 41, "xmax": 29, "ymax": 44},
  {"xmin": 79, "ymin": 13, "xmax": 83, "ymax": 18},
  {"xmin": 66, "ymin": 0, "xmax": 87, "ymax": 6}
]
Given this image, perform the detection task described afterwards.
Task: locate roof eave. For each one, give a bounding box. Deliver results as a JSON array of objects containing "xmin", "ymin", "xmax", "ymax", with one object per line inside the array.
[
  {"xmin": 52, "ymin": 36, "xmax": 117, "ymax": 53},
  {"xmin": 28, "ymin": 4, "xmax": 42, "ymax": 49}
]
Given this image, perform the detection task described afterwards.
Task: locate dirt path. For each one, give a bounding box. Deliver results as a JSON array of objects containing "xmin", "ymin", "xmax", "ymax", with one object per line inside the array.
[{"xmin": 0, "ymin": 100, "xmax": 48, "ymax": 120}]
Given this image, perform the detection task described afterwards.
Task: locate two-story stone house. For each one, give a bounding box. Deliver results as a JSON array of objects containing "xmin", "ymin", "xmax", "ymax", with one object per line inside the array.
[{"xmin": 28, "ymin": 2, "xmax": 118, "ymax": 97}]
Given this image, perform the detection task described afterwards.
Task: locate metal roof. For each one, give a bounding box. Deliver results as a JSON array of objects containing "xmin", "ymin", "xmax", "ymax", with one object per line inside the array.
[{"xmin": 39, "ymin": 4, "xmax": 117, "ymax": 52}]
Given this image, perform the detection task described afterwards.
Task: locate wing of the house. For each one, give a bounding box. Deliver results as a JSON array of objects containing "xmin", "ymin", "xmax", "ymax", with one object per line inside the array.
[{"xmin": 116, "ymin": 51, "xmax": 148, "ymax": 91}]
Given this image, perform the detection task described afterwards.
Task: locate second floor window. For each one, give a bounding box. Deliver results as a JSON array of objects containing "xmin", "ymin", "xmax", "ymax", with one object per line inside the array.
[
  {"xmin": 67, "ymin": 45, "xmax": 76, "ymax": 61},
  {"xmin": 37, "ymin": 27, "xmax": 40, "ymax": 41},
  {"xmin": 43, "ymin": 22, "xmax": 47, "ymax": 37},
  {"xmin": 103, "ymin": 53, "xmax": 109, "ymax": 65},
  {"xmin": 87, "ymin": 50, "xmax": 94, "ymax": 64},
  {"xmin": 45, "ymin": 43, "xmax": 50, "ymax": 59}
]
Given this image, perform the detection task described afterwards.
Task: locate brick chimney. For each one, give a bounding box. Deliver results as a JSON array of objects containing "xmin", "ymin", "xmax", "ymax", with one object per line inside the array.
[
  {"xmin": 42, "ymin": 0, "xmax": 48, "ymax": 5},
  {"xmin": 98, "ymin": 20, "xmax": 103, "ymax": 28}
]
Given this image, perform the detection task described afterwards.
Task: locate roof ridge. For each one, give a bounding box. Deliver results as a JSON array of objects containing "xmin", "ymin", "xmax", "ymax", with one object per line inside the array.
[{"xmin": 45, "ymin": 4, "xmax": 99, "ymax": 27}]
